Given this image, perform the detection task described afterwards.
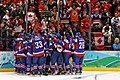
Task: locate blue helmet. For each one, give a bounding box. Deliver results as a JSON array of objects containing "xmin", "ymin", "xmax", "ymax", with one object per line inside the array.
[
  {"xmin": 19, "ymin": 32, "xmax": 25, "ymax": 39},
  {"xmin": 75, "ymin": 32, "xmax": 81, "ymax": 38},
  {"xmin": 66, "ymin": 32, "xmax": 70, "ymax": 37},
  {"xmin": 26, "ymin": 33, "xmax": 32, "ymax": 39}
]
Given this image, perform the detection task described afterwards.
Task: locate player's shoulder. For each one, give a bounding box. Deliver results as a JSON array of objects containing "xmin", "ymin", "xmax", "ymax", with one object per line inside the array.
[
  {"xmin": 23, "ymin": 40, "xmax": 28, "ymax": 44},
  {"xmin": 64, "ymin": 39, "xmax": 69, "ymax": 43},
  {"xmin": 73, "ymin": 38, "xmax": 78, "ymax": 42},
  {"xmin": 16, "ymin": 38, "xmax": 23, "ymax": 41},
  {"xmin": 79, "ymin": 38, "xmax": 85, "ymax": 41}
]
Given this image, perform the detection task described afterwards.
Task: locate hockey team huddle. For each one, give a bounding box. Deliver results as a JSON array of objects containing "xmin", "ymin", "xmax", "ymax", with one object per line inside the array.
[{"xmin": 14, "ymin": 29, "xmax": 85, "ymax": 75}]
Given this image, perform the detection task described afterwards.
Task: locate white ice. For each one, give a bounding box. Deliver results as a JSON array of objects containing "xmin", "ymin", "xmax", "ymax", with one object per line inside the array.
[{"xmin": 0, "ymin": 71, "xmax": 120, "ymax": 80}]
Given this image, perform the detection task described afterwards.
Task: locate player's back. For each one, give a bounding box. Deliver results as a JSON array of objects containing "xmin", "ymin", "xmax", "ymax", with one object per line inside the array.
[
  {"xmin": 63, "ymin": 38, "xmax": 71, "ymax": 50},
  {"xmin": 14, "ymin": 37, "xmax": 26, "ymax": 57},
  {"xmin": 74, "ymin": 38, "xmax": 85, "ymax": 53},
  {"xmin": 32, "ymin": 35, "xmax": 45, "ymax": 56}
]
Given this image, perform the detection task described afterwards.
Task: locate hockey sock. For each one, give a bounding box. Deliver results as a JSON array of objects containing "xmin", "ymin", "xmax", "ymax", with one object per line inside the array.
[{"xmin": 32, "ymin": 66, "xmax": 38, "ymax": 75}]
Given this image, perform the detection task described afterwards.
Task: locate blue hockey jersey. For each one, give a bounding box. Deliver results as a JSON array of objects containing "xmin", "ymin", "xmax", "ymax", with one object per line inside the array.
[
  {"xmin": 44, "ymin": 38, "xmax": 54, "ymax": 54},
  {"xmin": 63, "ymin": 38, "xmax": 71, "ymax": 54},
  {"xmin": 54, "ymin": 39, "xmax": 64, "ymax": 52},
  {"xmin": 14, "ymin": 38, "xmax": 26, "ymax": 58},
  {"xmin": 73, "ymin": 37, "xmax": 85, "ymax": 57},
  {"xmin": 32, "ymin": 35, "xmax": 45, "ymax": 57},
  {"xmin": 26, "ymin": 39, "xmax": 33, "ymax": 56}
]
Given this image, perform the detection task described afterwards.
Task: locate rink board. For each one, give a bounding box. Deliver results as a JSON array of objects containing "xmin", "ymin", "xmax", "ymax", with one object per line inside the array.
[
  {"xmin": 1, "ymin": 67, "xmax": 120, "ymax": 72},
  {"xmin": 0, "ymin": 51, "xmax": 120, "ymax": 72}
]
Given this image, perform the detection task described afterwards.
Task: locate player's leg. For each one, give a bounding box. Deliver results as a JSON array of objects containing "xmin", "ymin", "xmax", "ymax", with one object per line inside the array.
[
  {"xmin": 79, "ymin": 56, "xmax": 84, "ymax": 74},
  {"xmin": 19, "ymin": 58, "xmax": 23, "ymax": 74},
  {"xmin": 63, "ymin": 53, "xmax": 71, "ymax": 74},
  {"xmin": 38, "ymin": 56, "xmax": 46, "ymax": 75},
  {"xmin": 15, "ymin": 58, "xmax": 21, "ymax": 73},
  {"xmin": 73, "ymin": 55, "xmax": 81, "ymax": 74},
  {"xmin": 32, "ymin": 57, "xmax": 38, "ymax": 75},
  {"xmin": 45, "ymin": 53, "xmax": 51, "ymax": 74},
  {"xmin": 26, "ymin": 56, "xmax": 32, "ymax": 75},
  {"xmin": 20, "ymin": 57, "xmax": 26, "ymax": 74},
  {"xmin": 50, "ymin": 50, "xmax": 59, "ymax": 75},
  {"xmin": 70, "ymin": 54, "xmax": 75, "ymax": 74},
  {"xmin": 23, "ymin": 57, "xmax": 27, "ymax": 74},
  {"xmin": 14, "ymin": 57, "xmax": 17, "ymax": 73},
  {"xmin": 57, "ymin": 52, "xmax": 64, "ymax": 75}
]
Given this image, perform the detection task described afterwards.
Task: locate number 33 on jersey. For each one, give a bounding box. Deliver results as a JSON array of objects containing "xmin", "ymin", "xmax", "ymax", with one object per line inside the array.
[{"xmin": 32, "ymin": 35, "xmax": 45, "ymax": 57}]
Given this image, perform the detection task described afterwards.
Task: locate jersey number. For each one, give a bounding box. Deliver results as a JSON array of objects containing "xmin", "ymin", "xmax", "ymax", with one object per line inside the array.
[
  {"xmin": 79, "ymin": 42, "xmax": 85, "ymax": 49},
  {"xmin": 35, "ymin": 41, "xmax": 43, "ymax": 49}
]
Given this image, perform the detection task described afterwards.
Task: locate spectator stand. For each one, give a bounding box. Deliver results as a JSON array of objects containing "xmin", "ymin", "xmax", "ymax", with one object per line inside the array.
[{"xmin": 0, "ymin": 0, "xmax": 120, "ymax": 51}]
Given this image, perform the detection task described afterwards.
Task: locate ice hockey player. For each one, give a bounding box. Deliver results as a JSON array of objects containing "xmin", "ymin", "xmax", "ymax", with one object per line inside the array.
[
  {"xmin": 14, "ymin": 33, "xmax": 26, "ymax": 74},
  {"xmin": 14, "ymin": 33, "xmax": 22, "ymax": 73},
  {"xmin": 26, "ymin": 34, "xmax": 33, "ymax": 75},
  {"xmin": 31, "ymin": 31, "xmax": 46, "ymax": 75},
  {"xmin": 44, "ymin": 35, "xmax": 54, "ymax": 74},
  {"xmin": 63, "ymin": 32, "xmax": 73, "ymax": 74},
  {"xmin": 20, "ymin": 33, "xmax": 28, "ymax": 74},
  {"xmin": 73, "ymin": 32, "xmax": 85, "ymax": 74},
  {"xmin": 51, "ymin": 33, "xmax": 64, "ymax": 75}
]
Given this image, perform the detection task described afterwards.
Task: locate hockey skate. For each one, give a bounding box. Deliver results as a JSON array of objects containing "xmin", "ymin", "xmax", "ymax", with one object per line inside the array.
[
  {"xmin": 53, "ymin": 70, "xmax": 59, "ymax": 75},
  {"xmin": 42, "ymin": 71, "xmax": 48, "ymax": 76},
  {"xmin": 65, "ymin": 68, "xmax": 72, "ymax": 75},
  {"xmin": 75, "ymin": 68, "xmax": 82, "ymax": 75},
  {"xmin": 31, "ymin": 70, "xmax": 38, "ymax": 76},
  {"xmin": 21, "ymin": 70, "xmax": 27, "ymax": 75},
  {"xmin": 26, "ymin": 72, "xmax": 31, "ymax": 75}
]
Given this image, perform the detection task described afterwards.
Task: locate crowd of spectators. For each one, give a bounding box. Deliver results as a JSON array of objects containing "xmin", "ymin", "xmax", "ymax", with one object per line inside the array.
[{"xmin": 0, "ymin": 0, "xmax": 120, "ymax": 51}]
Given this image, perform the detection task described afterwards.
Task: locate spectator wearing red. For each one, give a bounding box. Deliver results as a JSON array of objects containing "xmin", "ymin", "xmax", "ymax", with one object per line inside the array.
[
  {"xmin": 38, "ymin": 0, "xmax": 45, "ymax": 12},
  {"xmin": 115, "ymin": 6, "xmax": 120, "ymax": 17},
  {"xmin": 68, "ymin": 4, "xmax": 81, "ymax": 29},
  {"xmin": 67, "ymin": 4, "xmax": 81, "ymax": 23},
  {"xmin": 67, "ymin": 1, "xmax": 72, "ymax": 7},
  {"xmin": 13, "ymin": 0, "xmax": 24, "ymax": 5},
  {"xmin": 80, "ymin": 15, "xmax": 91, "ymax": 32},
  {"xmin": 18, "ymin": 18, "xmax": 24, "ymax": 26},
  {"xmin": 67, "ymin": 0, "xmax": 73, "ymax": 3},
  {"xmin": 93, "ymin": 2, "xmax": 101, "ymax": 12},
  {"xmin": 102, "ymin": 1, "xmax": 112, "ymax": 12},
  {"xmin": 35, "ymin": 20, "xmax": 42, "ymax": 32},
  {"xmin": 90, "ymin": 0, "xmax": 97, "ymax": 11}
]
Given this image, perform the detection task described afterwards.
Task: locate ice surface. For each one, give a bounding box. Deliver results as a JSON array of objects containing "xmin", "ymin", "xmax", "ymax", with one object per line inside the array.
[{"xmin": 0, "ymin": 71, "xmax": 120, "ymax": 80}]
